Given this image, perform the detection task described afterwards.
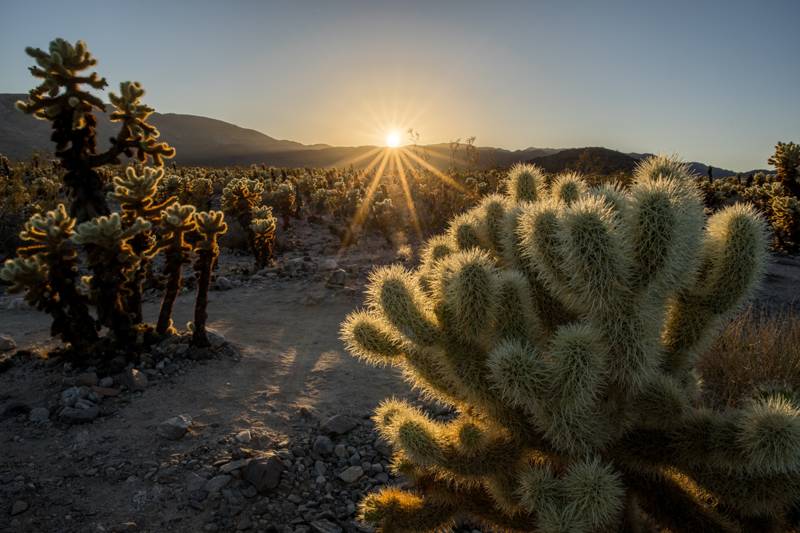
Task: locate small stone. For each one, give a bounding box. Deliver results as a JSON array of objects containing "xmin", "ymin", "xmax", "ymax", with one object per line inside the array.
[
  {"xmin": 186, "ymin": 472, "xmax": 207, "ymax": 492},
  {"xmin": 334, "ymin": 444, "xmax": 348, "ymax": 458},
  {"xmin": 0, "ymin": 334, "xmax": 15, "ymax": 352},
  {"xmin": 215, "ymin": 277, "xmax": 234, "ymax": 291},
  {"xmin": 220, "ymin": 458, "xmax": 251, "ymax": 473},
  {"xmin": 320, "ymin": 414, "xmax": 358, "ymax": 436},
  {"xmin": 310, "ymin": 519, "xmax": 342, "ymax": 533},
  {"xmin": 312, "ymin": 435, "xmax": 334, "ymax": 455},
  {"xmin": 76, "ymin": 372, "xmax": 98, "ymax": 387},
  {"xmin": 123, "ymin": 368, "xmax": 148, "ymax": 391},
  {"xmin": 99, "ymin": 376, "xmax": 114, "ymax": 388},
  {"xmin": 59, "ymin": 405, "xmax": 99, "ymax": 424},
  {"xmin": 60, "ymin": 387, "xmax": 80, "ymax": 407},
  {"xmin": 235, "ymin": 429, "xmax": 252, "ymax": 443},
  {"xmin": 326, "ymin": 269, "xmax": 347, "ymax": 287},
  {"xmin": 338, "ymin": 466, "xmax": 363, "ymax": 484},
  {"xmin": 243, "ymin": 455, "xmax": 284, "ymax": 493},
  {"xmin": 204, "ymin": 474, "xmax": 232, "ymax": 494},
  {"xmin": 10, "ymin": 500, "xmax": 28, "ymax": 516},
  {"xmin": 206, "ymin": 329, "xmax": 227, "ymax": 349},
  {"xmin": 92, "ymin": 386, "xmax": 121, "ymax": 398},
  {"xmin": 320, "ymin": 258, "xmax": 338, "ymax": 270},
  {"xmin": 373, "ymin": 472, "xmax": 389, "ymax": 484},
  {"xmin": 29, "ymin": 407, "xmax": 49, "ymax": 423},
  {"xmin": 157, "ymin": 414, "xmax": 192, "ymax": 440},
  {"xmin": 373, "ymin": 438, "xmax": 392, "ymax": 457}
]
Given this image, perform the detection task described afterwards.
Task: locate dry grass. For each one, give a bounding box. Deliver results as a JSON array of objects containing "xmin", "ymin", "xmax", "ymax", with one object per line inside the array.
[{"xmin": 696, "ymin": 307, "xmax": 800, "ymax": 409}]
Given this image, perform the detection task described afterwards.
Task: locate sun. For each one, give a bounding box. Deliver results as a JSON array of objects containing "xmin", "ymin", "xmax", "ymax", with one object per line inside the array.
[{"xmin": 385, "ymin": 131, "xmax": 401, "ymax": 148}]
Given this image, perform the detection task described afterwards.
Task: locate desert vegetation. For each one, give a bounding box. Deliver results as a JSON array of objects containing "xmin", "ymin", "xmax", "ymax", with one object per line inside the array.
[{"xmin": 1, "ymin": 33, "xmax": 799, "ymax": 533}]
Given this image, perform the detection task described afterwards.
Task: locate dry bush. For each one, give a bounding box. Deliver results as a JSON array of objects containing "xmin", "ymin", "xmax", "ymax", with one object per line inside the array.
[{"xmin": 697, "ymin": 306, "xmax": 800, "ymax": 408}]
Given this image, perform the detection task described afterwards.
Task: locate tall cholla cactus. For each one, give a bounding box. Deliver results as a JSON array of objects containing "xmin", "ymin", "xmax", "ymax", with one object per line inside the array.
[
  {"xmin": 15, "ymin": 38, "xmax": 174, "ymax": 221},
  {"xmin": 768, "ymin": 141, "xmax": 800, "ymax": 197},
  {"xmin": 109, "ymin": 166, "xmax": 175, "ymax": 322},
  {"xmin": 0, "ymin": 205, "xmax": 97, "ymax": 348},
  {"xmin": 339, "ymin": 157, "xmax": 799, "ymax": 531},
  {"xmin": 250, "ymin": 206, "xmax": 277, "ymax": 269},
  {"xmin": 222, "ymin": 177, "xmax": 275, "ymax": 268},
  {"xmin": 155, "ymin": 203, "xmax": 196, "ymax": 334},
  {"xmin": 192, "ymin": 211, "xmax": 227, "ymax": 347}
]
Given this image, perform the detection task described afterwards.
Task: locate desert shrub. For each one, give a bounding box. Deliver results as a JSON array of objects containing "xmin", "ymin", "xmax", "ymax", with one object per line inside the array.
[
  {"xmin": 339, "ymin": 157, "xmax": 800, "ymax": 531},
  {"xmin": 697, "ymin": 308, "xmax": 800, "ymax": 409}
]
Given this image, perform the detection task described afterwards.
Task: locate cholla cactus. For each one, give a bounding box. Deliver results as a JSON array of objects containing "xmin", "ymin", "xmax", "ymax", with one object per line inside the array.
[
  {"xmin": 222, "ymin": 178, "xmax": 274, "ymax": 266},
  {"xmin": 109, "ymin": 166, "xmax": 175, "ymax": 321},
  {"xmin": 250, "ymin": 206, "xmax": 277, "ymax": 269},
  {"xmin": 192, "ymin": 210, "xmax": 227, "ymax": 347},
  {"xmin": 15, "ymin": 38, "xmax": 174, "ymax": 221},
  {"xmin": 0, "ymin": 205, "xmax": 97, "ymax": 348},
  {"xmin": 339, "ymin": 156, "xmax": 795, "ymax": 531},
  {"xmin": 72, "ymin": 213, "xmax": 151, "ymax": 342},
  {"xmin": 265, "ymin": 180, "xmax": 297, "ymax": 229},
  {"xmin": 768, "ymin": 141, "xmax": 800, "ymax": 197},
  {"xmin": 155, "ymin": 203, "xmax": 196, "ymax": 334}
]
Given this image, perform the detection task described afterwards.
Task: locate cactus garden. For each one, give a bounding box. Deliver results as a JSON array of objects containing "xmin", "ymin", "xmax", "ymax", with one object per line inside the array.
[{"xmin": 2, "ymin": 4, "xmax": 800, "ymax": 532}]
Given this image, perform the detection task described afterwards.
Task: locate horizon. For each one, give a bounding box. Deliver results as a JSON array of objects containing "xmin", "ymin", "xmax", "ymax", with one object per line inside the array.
[{"xmin": 1, "ymin": 1, "xmax": 798, "ymax": 171}]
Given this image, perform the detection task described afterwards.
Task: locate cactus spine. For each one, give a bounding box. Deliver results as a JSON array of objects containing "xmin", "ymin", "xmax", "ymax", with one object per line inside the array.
[{"xmin": 340, "ymin": 157, "xmax": 796, "ymax": 531}]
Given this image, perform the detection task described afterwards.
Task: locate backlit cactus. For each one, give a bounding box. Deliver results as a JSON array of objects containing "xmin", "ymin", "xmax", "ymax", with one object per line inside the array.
[
  {"xmin": 15, "ymin": 38, "xmax": 174, "ymax": 221},
  {"xmin": 340, "ymin": 156, "xmax": 797, "ymax": 531},
  {"xmin": 155, "ymin": 203, "xmax": 197, "ymax": 334},
  {"xmin": 222, "ymin": 177, "xmax": 277, "ymax": 268},
  {"xmin": 192, "ymin": 210, "xmax": 227, "ymax": 347}
]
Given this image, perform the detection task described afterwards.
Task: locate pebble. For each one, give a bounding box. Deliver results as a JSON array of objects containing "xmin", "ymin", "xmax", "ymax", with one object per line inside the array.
[
  {"xmin": 204, "ymin": 474, "xmax": 232, "ymax": 494},
  {"xmin": 338, "ymin": 466, "xmax": 363, "ymax": 484},
  {"xmin": 10, "ymin": 500, "xmax": 28, "ymax": 516},
  {"xmin": 123, "ymin": 368, "xmax": 148, "ymax": 391},
  {"xmin": 310, "ymin": 519, "xmax": 342, "ymax": 533},
  {"xmin": 320, "ymin": 415, "xmax": 358, "ymax": 436},
  {"xmin": 333, "ymin": 444, "xmax": 348, "ymax": 458},
  {"xmin": 243, "ymin": 455, "xmax": 284, "ymax": 493},
  {"xmin": 235, "ymin": 429, "xmax": 252, "ymax": 443},
  {"xmin": 99, "ymin": 376, "xmax": 114, "ymax": 388},
  {"xmin": 312, "ymin": 435, "xmax": 334, "ymax": 455},
  {"xmin": 0, "ymin": 334, "xmax": 15, "ymax": 352},
  {"xmin": 28, "ymin": 407, "xmax": 50, "ymax": 423},
  {"xmin": 59, "ymin": 405, "xmax": 99, "ymax": 424},
  {"xmin": 186, "ymin": 472, "xmax": 207, "ymax": 493},
  {"xmin": 215, "ymin": 277, "xmax": 234, "ymax": 291},
  {"xmin": 157, "ymin": 414, "xmax": 193, "ymax": 440}
]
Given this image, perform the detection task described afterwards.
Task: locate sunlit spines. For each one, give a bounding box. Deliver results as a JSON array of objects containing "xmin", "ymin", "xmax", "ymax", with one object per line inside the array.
[
  {"xmin": 505, "ymin": 163, "xmax": 545, "ymax": 203},
  {"xmin": 340, "ymin": 310, "xmax": 406, "ymax": 365}
]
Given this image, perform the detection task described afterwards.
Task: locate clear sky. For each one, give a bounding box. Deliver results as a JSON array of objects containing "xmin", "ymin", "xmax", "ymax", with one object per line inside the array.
[{"xmin": 1, "ymin": 0, "xmax": 798, "ymax": 171}]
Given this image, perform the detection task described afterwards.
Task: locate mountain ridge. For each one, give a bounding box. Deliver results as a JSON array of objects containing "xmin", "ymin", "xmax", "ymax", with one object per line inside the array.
[{"xmin": 0, "ymin": 93, "xmax": 766, "ymax": 175}]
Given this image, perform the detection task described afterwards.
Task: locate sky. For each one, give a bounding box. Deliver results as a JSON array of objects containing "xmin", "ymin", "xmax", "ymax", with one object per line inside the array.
[{"xmin": 1, "ymin": 0, "xmax": 798, "ymax": 171}]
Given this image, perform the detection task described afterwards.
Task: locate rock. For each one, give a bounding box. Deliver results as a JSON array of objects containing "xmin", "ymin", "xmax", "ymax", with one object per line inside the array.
[
  {"xmin": 215, "ymin": 276, "xmax": 234, "ymax": 291},
  {"xmin": 334, "ymin": 444, "xmax": 348, "ymax": 459},
  {"xmin": 220, "ymin": 458, "xmax": 251, "ymax": 474},
  {"xmin": 0, "ymin": 334, "xmax": 16, "ymax": 352},
  {"xmin": 186, "ymin": 472, "xmax": 207, "ymax": 493},
  {"xmin": 123, "ymin": 368, "xmax": 148, "ymax": 391},
  {"xmin": 76, "ymin": 372, "xmax": 98, "ymax": 387},
  {"xmin": 29, "ymin": 407, "xmax": 49, "ymax": 423},
  {"xmin": 310, "ymin": 520, "xmax": 342, "ymax": 533},
  {"xmin": 204, "ymin": 475, "xmax": 232, "ymax": 494},
  {"xmin": 235, "ymin": 429, "xmax": 252, "ymax": 443},
  {"xmin": 99, "ymin": 376, "xmax": 114, "ymax": 388},
  {"xmin": 243, "ymin": 455, "xmax": 284, "ymax": 494},
  {"xmin": 206, "ymin": 329, "xmax": 227, "ymax": 349},
  {"xmin": 59, "ymin": 405, "xmax": 99, "ymax": 424},
  {"xmin": 157, "ymin": 414, "xmax": 193, "ymax": 440},
  {"xmin": 320, "ymin": 414, "xmax": 358, "ymax": 436},
  {"xmin": 10, "ymin": 500, "xmax": 28, "ymax": 516},
  {"xmin": 320, "ymin": 258, "xmax": 338, "ymax": 271},
  {"xmin": 326, "ymin": 269, "xmax": 347, "ymax": 287},
  {"xmin": 373, "ymin": 472, "xmax": 389, "ymax": 484},
  {"xmin": 373, "ymin": 438, "xmax": 392, "ymax": 457},
  {"xmin": 312, "ymin": 435, "xmax": 334, "ymax": 456},
  {"xmin": 60, "ymin": 387, "xmax": 80, "ymax": 407},
  {"xmin": 92, "ymin": 386, "xmax": 121, "ymax": 398},
  {"xmin": 338, "ymin": 466, "xmax": 363, "ymax": 484}
]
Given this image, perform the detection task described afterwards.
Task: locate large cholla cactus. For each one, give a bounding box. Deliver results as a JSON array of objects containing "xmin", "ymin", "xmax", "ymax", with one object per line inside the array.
[
  {"xmin": 265, "ymin": 180, "xmax": 297, "ymax": 229},
  {"xmin": 768, "ymin": 141, "xmax": 800, "ymax": 197},
  {"xmin": 155, "ymin": 203, "xmax": 196, "ymax": 334},
  {"xmin": 222, "ymin": 177, "xmax": 276, "ymax": 267},
  {"xmin": 16, "ymin": 38, "xmax": 174, "ymax": 221},
  {"xmin": 339, "ymin": 157, "xmax": 799, "ymax": 531}
]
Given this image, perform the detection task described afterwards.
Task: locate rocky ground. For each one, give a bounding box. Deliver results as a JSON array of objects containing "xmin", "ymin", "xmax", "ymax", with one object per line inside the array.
[{"xmin": 1, "ymin": 219, "xmax": 799, "ymax": 533}]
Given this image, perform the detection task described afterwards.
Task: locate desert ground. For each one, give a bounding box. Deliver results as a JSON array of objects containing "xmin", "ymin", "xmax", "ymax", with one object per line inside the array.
[{"xmin": 1, "ymin": 219, "xmax": 799, "ymax": 533}]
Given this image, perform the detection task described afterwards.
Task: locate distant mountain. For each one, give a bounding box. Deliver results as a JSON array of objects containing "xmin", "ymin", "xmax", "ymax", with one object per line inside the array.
[
  {"xmin": 0, "ymin": 93, "xmax": 768, "ymax": 175},
  {"xmin": 0, "ymin": 93, "xmax": 329, "ymax": 162}
]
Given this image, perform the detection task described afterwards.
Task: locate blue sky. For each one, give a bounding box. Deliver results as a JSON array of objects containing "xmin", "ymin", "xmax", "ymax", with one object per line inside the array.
[{"xmin": 1, "ymin": 0, "xmax": 798, "ymax": 170}]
